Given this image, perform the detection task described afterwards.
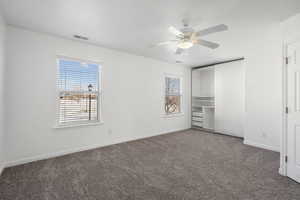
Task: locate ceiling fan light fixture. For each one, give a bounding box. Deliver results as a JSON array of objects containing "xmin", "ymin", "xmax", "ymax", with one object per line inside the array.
[{"xmin": 177, "ymin": 41, "xmax": 193, "ymax": 49}]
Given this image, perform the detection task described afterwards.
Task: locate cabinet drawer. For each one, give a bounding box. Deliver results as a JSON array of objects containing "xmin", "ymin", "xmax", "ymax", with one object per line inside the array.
[
  {"xmin": 192, "ymin": 121, "xmax": 203, "ymax": 127},
  {"xmin": 192, "ymin": 112, "xmax": 203, "ymax": 117},
  {"xmin": 192, "ymin": 117, "xmax": 203, "ymax": 122}
]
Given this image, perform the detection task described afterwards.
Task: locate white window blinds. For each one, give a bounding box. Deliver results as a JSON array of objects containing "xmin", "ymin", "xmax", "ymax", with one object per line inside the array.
[{"xmin": 57, "ymin": 58, "xmax": 100, "ymax": 125}]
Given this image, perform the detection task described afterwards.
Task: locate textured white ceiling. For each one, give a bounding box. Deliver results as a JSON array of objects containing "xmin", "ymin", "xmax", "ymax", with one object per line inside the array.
[{"xmin": 0, "ymin": 0, "xmax": 300, "ymax": 66}]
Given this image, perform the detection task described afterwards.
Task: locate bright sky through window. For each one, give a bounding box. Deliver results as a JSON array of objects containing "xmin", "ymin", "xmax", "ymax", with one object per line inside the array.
[{"xmin": 58, "ymin": 59, "xmax": 99, "ymax": 92}]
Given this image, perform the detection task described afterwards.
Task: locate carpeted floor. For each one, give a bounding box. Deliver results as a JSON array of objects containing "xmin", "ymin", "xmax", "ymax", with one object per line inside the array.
[{"xmin": 0, "ymin": 129, "xmax": 300, "ymax": 200}]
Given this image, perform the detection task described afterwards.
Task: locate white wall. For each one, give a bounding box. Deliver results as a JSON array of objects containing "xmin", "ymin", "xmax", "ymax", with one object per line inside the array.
[
  {"xmin": 195, "ymin": 17, "xmax": 286, "ymax": 152},
  {"xmin": 282, "ymin": 13, "xmax": 300, "ymax": 43},
  {"xmin": 243, "ymin": 23, "xmax": 283, "ymax": 152},
  {"xmin": 0, "ymin": 13, "xmax": 6, "ymax": 172},
  {"xmin": 193, "ymin": 19, "xmax": 290, "ymax": 152},
  {"xmin": 215, "ymin": 61, "xmax": 245, "ymax": 137},
  {"xmin": 4, "ymin": 26, "xmax": 191, "ymax": 166}
]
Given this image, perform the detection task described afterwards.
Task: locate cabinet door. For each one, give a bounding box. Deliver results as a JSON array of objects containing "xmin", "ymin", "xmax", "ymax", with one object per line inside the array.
[{"xmin": 214, "ymin": 61, "xmax": 245, "ymax": 137}]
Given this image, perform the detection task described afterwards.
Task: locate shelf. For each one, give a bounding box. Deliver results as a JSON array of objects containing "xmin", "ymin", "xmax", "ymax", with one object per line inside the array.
[
  {"xmin": 202, "ymin": 106, "xmax": 215, "ymax": 109},
  {"xmin": 192, "ymin": 116, "xmax": 203, "ymax": 118},
  {"xmin": 192, "ymin": 96, "xmax": 214, "ymax": 99},
  {"xmin": 193, "ymin": 105, "xmax": 214, "ymax": 108},
  {"xmin": 192, "ymin": 96, "xmax": 215, "ymax": 130},
  {"xmin": 192, "ymin": 119, "xmax": 203, "ymax": 122},
  {"xmin": 192, "ymin": 106, "xmax": 203, "ymax": 109},
  {"xmin": 192, "ymin": 113, "xmax": 203, "ymax": 117}
]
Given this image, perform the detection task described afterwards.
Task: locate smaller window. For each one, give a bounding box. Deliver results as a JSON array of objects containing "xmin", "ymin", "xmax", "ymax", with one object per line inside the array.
[{"xmin": 164, "ymin": 75, "xmax": 183, "ymax": 115}]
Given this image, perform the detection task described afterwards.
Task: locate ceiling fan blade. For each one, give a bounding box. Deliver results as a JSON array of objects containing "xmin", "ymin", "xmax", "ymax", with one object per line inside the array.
[
  {"xmin": 195, "ymin": 24, "xmax": 228, "ymax": 37},
  {"xmin": 169, "ymin": 26, "xmax": 183, "ymax": 36},
  {"xmin": 195, "ymin": 39, "xmax": 220, "ymax": 49},
  {"xmin": 157, "ymin": 40, "xmax": 178, "ymax": 46},
  {"xmin": 150, "ymin": 40, "xmax": 178, "ymax": 48},
  {"xmin": 175, "ymin": 48, "xmax": 184, "ymax": 54}
]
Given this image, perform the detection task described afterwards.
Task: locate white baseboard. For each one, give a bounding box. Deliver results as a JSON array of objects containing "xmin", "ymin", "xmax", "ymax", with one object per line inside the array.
[
  {"xmin": 243, "ymin": 139, "xmax": 279, "ymax": 152},
  {"xmin": 278, "ymin": 167, "xmax": 286, "ymax": 176},
  {"xmin": 0, "ymin": 164, "xmax": 4, "ymax": 176},
  {"xmin": 5, "ymin": 128, "xmax": 189, "ymax": 168},
  {"xmin": 214, "ymin": 129, "xmax": 243, "ymax": 138}
]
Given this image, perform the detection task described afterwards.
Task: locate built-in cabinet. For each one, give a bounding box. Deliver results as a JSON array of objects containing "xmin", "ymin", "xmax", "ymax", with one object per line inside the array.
[{"xmin": 191, "ymin": 60, "xmax": 245, "ymax": 137}]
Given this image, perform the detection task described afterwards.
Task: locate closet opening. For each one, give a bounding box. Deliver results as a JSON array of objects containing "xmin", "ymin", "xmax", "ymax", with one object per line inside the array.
[{"xmin": 191, "ymin": 58, "xmax": 245, "ymax": 138}]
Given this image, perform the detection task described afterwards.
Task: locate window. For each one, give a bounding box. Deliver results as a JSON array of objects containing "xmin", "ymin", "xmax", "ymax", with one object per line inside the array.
[
  {"xmin": 57, "ymin": 57, "xmax": 101, "ymax": 126},
  {"xmin": 164, "ymin": 75, "xmax": 183, "ymax": 115}
]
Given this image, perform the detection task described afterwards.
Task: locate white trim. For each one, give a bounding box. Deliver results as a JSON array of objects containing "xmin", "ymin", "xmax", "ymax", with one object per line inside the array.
[
  {"xmin": 243, "ymin": 139, "xmax": 279, "ymax": 152},
  {"xmin": 56, "ymin": 55, "xmax": 103, "ymax": 65},
  {"xmin": 53, "ymin": 121, "xmax": 104, "ymax": 129},
  {"xmin": 162, "ymin": 113, "xmax": 184, "ymax": 118},
  {"xmin": 215, "ymin": 129, "xmax": 243, "ymax": 138},
  {"xmin": 4, "ymin": 128, "xmax": 189, "ymax": 168},
  {"xmin": 281, "ymin": 42, "xmax": 288, "ymax": 176},
  {"xmin": 279, "ymin": 167, "xmax": 285, "ymax": 176},
  {"xmin": 0, "ymin": 165, "xmax": 4, "ymax": 176}
]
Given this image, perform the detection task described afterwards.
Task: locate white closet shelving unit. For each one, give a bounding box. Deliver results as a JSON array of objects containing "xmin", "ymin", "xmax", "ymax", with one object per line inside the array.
[{"xmin": 192, "ymin": 97, "xmax": 215, "ymax": 130}]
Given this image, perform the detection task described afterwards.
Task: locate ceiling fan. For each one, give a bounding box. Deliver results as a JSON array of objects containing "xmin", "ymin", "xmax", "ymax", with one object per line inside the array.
[{"xmin": 154, "ymin": 20, "xmax": 228, "ymax": 54}]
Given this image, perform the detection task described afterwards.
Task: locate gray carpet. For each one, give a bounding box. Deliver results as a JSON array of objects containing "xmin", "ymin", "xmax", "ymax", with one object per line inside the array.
[{"xmin": 0, "ymin": 129, "xmax": 300, "ymax": 200}]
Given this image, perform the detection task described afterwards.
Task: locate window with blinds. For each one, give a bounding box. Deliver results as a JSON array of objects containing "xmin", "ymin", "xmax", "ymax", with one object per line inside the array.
[
  {"xmin": 165, "ymin": 75, "xmax": 182, "ymax": 115},
  {"xmin": 57, "ymin": 57, "xmax": 101, "ymax": 126}
]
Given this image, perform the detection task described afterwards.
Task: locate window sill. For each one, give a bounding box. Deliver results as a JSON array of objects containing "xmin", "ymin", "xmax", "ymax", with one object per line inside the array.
[
  {"xmin": 53, "ymin": 121, "xmax": 104, "ymax": 129},
  {"xmin": 162, "ymin": 113, "xmax": 184, "ymax": 118}
]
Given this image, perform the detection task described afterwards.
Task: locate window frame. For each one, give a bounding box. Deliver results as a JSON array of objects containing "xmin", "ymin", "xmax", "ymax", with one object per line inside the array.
[
  {"xmin": 54, "ymin": 55, "xmax": 103, "ymax": 128},
  {"xmin": 163, "ymin": 73, "xmax": 184, "ymax": 118}
]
